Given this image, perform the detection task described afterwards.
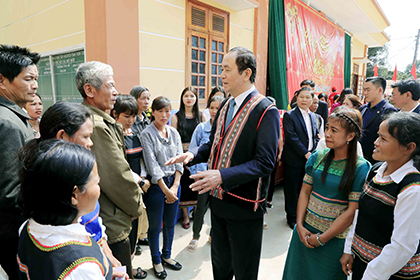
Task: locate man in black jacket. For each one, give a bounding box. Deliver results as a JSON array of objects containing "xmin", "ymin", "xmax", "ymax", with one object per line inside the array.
[{"xmin": 0, "ymin": 44, "xmax": 39, "ymax": 279}]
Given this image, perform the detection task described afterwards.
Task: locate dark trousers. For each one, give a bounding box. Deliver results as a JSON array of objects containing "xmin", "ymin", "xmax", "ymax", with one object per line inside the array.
[
  {"xmin": 0, "ymin": 235, "xmax": 19, "ymax": 280},
  {"xmin": 143, "ymin": 175, "xmax": 180, "ymax": 264},
  {"xmin": 192, "ymin": 192, "xmax": 210, "ymax": 240},
  {"xmin": 283, "ymin": 164, "xmax": 306, "ymax": 224},
  {"xmin": 129, "ymin": 218, "xmax": 139, "ymax": 256},
  {"xmin": 211, "ymin": 211, "xmax": 263, "ymax": 280},
  {"xmin": 109, "ymin": 237, "xmax": 133, "ymax": 278}
]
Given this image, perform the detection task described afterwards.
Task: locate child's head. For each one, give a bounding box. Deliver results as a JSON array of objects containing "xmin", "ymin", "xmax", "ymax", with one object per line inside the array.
[
  {"xmin": 112, "ymin": 94, "xmax": 138, "ymax": 130},
  {"xmin": 208, "ymin": 95, "xmax": 224, "ymax": 121}
]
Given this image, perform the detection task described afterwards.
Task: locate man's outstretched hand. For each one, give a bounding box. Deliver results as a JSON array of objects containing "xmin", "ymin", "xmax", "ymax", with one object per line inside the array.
[
  {"xmin": 190, "ymin": 170, "xmax": 222, "ymax": 194},
  {"xmin": 165, "ymin": 151, "xmax": 195, "ymax": 166}
]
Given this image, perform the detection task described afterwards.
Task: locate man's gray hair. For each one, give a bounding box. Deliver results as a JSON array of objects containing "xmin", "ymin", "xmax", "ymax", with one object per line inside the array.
[{"xmin": 76, "ymin": 61, "xmax": 113, "ymax": 98}]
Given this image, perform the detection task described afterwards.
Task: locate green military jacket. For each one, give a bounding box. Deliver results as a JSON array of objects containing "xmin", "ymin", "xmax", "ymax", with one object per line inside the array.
[{"xmin": 82, "ymin": 103, "xmax": 142, "ymax": 244}]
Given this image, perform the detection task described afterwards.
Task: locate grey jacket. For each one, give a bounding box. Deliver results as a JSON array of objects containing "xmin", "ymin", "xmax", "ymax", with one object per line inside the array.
[{"xmin": 0, "ymin": 96, "xmax": 33, "ymax": 237}]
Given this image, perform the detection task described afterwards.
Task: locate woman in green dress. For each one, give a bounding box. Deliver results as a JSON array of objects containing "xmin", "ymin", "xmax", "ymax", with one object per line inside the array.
[{"xmin": 282, "ymin": 107, "xmax": 371, "ymax": 280}]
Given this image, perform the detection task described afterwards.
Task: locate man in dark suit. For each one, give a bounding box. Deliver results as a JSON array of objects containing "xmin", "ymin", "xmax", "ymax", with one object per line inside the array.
[
  {"xmin": 390, "ymin": 79, "xmax": 420, "ymax": 113},
  {"xmin": 291, "ymin": 79, "xmax": 328, "ymax": 128},
  {"xmin": 166, "ymin": 47, "xmax": 280, "ymax": 280},
  {"xmin": 281, "ymin": 87, "xmax": 319, "ymax": 229},
  {"xmin": 359, "ymin": 77, "xmax": 398, "ymax": 164}
]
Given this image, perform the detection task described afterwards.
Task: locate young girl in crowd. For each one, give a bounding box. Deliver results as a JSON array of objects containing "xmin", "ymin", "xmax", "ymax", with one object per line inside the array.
[
  {"xmin": 283, "ymin": 107, "xmax": 371, "ymax": 280},
  {"xmin": 281, "ymin": 87, "xmax": 320, "ymax": 229},
  {"xmin": 129, "ymin": 86, "xmax": 152, "ymax": 253},
  {"xmin": 171, "ymin": 87, "xmax": 206, "ymax": 229},
  {"xmin": 24, "ymin": 93, "xmax": 43, "ymax": 138},
  {"xmin": 113, "ymin": 94, "xmax": 149, "ymax": 279},
  {"xmin": 341, "ymin": 112, "xmax": 420, "ymax": 280},
  {"xmin": 342, "ymin": 94, "xmax": 362, "ymax": 110},
  {"xmin": 141, "ymin": 96, "xmax": 184, "ymax": 279},
  {"xmin": 187, "ymin": 95, "xmax": 224, "ymax": 252},
  {"xmin": 330, "ymin": 88, "xmax": 353, "ymax": 113},
  {"xmin": 201, "ymin": 86, "xmax": 226, "ymax": 120}
]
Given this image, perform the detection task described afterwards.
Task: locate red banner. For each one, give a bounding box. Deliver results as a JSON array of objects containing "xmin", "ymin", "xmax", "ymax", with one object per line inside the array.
[{"xmin": 284, "ymin": 0, "xmax": 345, "ymax": 101}]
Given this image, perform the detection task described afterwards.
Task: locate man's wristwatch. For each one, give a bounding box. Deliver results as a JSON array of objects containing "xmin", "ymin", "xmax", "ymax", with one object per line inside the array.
[{"xmin": 139, "ymin": 179, "xmax": 145, "ymax": 188}]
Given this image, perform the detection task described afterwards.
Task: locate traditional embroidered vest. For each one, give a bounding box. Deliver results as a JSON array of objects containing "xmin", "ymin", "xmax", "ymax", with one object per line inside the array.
[
  {"xmin": 17, "ymin": 221, "xmax": 112, "ymax": 280},
  {"xmin": 208, "ymin": 94, "xmax": 275, "ymax": 211},
  {"xmin": 352, "ymin": 164, "xmax": 420, "ymax": 279}
]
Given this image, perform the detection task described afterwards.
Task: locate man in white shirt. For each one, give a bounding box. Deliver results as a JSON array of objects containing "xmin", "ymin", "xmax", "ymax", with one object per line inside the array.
[{"xmin": 390, "ymin": 79, "xmax": 420, "ymax": 113}]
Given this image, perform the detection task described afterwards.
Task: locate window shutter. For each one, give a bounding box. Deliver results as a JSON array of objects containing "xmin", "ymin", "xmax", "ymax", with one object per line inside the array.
[
  {"xmin": 212, "ymin": 14, "xmax": 225, "ymax": 33},
  {"xmin": 192, "ymin": 7, "xmax": 206, "ymax": 28}
]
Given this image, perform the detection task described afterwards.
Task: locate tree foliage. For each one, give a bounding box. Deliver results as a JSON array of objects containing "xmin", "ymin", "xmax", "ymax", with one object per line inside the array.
[{"xmin": 366, "ymin": 42, "xmax": 419, "ymax": 80}]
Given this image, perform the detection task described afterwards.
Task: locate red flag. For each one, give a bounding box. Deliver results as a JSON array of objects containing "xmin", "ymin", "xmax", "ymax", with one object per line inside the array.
[
  {"xmin": 411, "ymin": 63, "xmax": 417, "ymax": 79},
  {"xmin": 373, "ymin": 64, "xmax": 378, "ymax": 77},
  {"xmin": 392, "ymin": 65, "xmax": 397, "ymax": 82}
]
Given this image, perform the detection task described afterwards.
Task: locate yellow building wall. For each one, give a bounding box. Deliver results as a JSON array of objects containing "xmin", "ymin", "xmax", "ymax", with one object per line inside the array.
[
  {"xmin": 138, "ymin": 0, "xmax": 255, "ymax": 106},
  {"xmin": 352, "ymin": 37, "xmax": 367, "ymax": 76},
  {"xmin": 138, "ymin": 0, "xmax": 186, "ymax": 106},
  {"xmin": 0, "ymin": 0, "xmax": 85, "ymax": 54},
  {"xmin": 354, "ymin": 0, "xmax": 389, "ymax": 31}
]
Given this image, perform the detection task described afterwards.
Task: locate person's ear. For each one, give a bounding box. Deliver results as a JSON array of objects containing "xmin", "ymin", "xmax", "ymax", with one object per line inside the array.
[
  {"xmin": 347, "ymin": 132, "xmax": 355, "ymax": 143},
  {"xmin": 406, "ymin": 142, "xmax": 416, "ymax": 155},
  {"xmin": 71, "ymin": 186, "xmax": 80, "ymax": 206},
  {"xmin": 243, "ymin": 68, "xmax": 252, "ymax": 81},
  {"xmin": 112, "ymin": 111, "xmax": 118, "ymax": 119},
  {"xmin": 406, "ymin": 91, "xmax": 413, "ymax": 100},
  {"xmin": 84, "ymin": 84, "xmax": 95, "ymax": 99},
  {"xmin": 0, "ymin": 74, "xmax": 7, "ymax": 90},
  {"xmin": 56, "ymin": 129, "xmax": 71, "ymax": 141}
]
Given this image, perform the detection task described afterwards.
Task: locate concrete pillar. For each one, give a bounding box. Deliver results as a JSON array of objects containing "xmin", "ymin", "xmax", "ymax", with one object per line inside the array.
[{"xmin": 84, "ymin": 0, "xmax": 140, "ymax": 94}]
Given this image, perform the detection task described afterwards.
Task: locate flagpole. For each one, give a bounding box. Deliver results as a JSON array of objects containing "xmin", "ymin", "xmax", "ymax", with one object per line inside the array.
[{"xmin": 413, "ymin": 29, "xmax": 420, "ymax": 66}]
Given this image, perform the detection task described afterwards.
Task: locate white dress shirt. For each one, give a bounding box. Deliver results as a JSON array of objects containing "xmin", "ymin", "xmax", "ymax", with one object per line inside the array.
[
  {"xmin": 298, "ymin": 107, "xmax": 314, "ymax": 151},
  {"xmin": 232, "ymin": 85, "xmax": 256, "ymax": 116},
  {"xmin": 343, "ymin": 160, "xmax": 420, "ymax": 280}
]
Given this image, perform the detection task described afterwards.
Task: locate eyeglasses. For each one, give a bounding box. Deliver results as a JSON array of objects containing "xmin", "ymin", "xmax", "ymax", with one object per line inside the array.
[{"xmin": 104, "ymin": 82, "xmax": 116, "ymax": 90}]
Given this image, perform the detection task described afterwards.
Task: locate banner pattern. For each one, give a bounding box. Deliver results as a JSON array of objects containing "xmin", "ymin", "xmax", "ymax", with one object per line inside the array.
[{"xmin": 284, "ymin": 0, "xmax": 345, "ymax": 101}]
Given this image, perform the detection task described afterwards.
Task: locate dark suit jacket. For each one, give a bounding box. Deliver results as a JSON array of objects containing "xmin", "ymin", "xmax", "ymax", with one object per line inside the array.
[
  {"xmin": 316, "ymin": 100, "xmax": 328, "ymax": 128},
  {"xmin": 190, "ymin": 88, "xmax": 280, "ymax": 219},
  {"xmin": 281, "ymin": 107, "xmax": 319, "ymax": 168},
  {"xmin": 413, "ymin": 104, "xmax": 420, "ymax": 113},
  {"xmin": 359, "ymin": 100, "xmax": 398, "ymax": 164}
]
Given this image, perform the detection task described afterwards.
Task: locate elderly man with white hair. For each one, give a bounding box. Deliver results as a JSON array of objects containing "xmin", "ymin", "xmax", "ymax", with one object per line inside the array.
[{"xmin": 77, "ymin": 61, "xmax": 146, "ymax": 279}]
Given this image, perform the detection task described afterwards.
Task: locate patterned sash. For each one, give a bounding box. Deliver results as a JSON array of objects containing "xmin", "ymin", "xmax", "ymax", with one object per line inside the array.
[
  {"xmin": 352, "ymin": 233, "xmax": 420, "ymax": 278},
  {"xmin": 208, "ymin": 94, "xmax": 266, "ymax": 211}
]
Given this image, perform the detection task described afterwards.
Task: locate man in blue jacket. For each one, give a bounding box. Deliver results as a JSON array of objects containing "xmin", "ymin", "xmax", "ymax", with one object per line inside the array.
[
  {"xmin": 166, "ymin": 47, "xmax": 280, "ymax": 280},
  {"xmin": 359, "ymin": 77, "xmax": 398, "ymax": 164}
]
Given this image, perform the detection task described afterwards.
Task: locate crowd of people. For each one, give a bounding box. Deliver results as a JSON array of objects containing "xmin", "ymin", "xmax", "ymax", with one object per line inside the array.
[{"xmin": 1, "ymin": 43, "xmax": 420, "ymax": 280}]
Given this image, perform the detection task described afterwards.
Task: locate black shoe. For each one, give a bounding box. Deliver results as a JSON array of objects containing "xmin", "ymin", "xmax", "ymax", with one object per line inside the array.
[
  {"xmin": 133, "ymin": 267, "xmax": 147, "ymax": 279},
  {"xmin": 161, "ymin": 257, "xmax": 182, "ymax": 270},
  {"xmin": 135, "ymin": 244, "xmax": 142, "ymax": 255},
  {"xmin": 153, "ymin": 265, "xmax": 167, "ymax": 279},
  {"xmin": 267, "ymin": 202, "xmax": 273, "ymax": 208},
  {"xmin": 137, "ymin": 238, "xmax": 149, "ymax": 246}
]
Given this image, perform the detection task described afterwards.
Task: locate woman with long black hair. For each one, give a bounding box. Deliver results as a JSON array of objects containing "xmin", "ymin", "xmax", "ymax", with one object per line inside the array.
[
  {"xmin": 283, "ymin": 107, "xmax": 371, "ymax": 280},
  {"xmin": 171, "ymin": 87, "xmax": 205, "ymax": 229}
]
